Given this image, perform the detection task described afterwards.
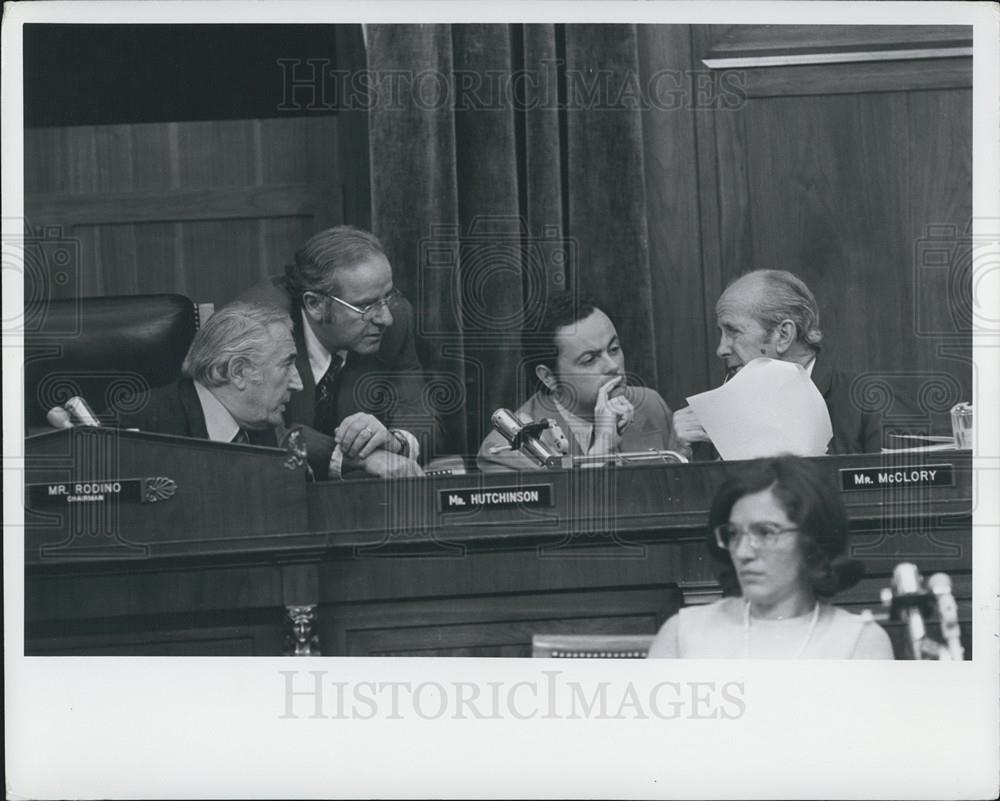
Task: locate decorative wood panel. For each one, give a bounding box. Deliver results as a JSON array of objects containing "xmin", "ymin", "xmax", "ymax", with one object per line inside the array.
[
  {"xmin": 24, "ymin": 116, "xmax": 344, "ymax": 307},
  {"xmin": 329, "ymin": 585, "xmax": 684, "ymax": 657},
  {"xmin": 691, "ymin": 25, "xmax": 972, "ymax": 424}
]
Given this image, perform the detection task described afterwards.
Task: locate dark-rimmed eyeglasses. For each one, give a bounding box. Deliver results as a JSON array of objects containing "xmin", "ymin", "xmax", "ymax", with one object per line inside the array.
[
  {"xmin": 310, "ymin": 287, "xmax": 401, "ymax": 322},
  {"xmin": 713, "ymin": 522, "xmax": 800, "ymax": 551}
]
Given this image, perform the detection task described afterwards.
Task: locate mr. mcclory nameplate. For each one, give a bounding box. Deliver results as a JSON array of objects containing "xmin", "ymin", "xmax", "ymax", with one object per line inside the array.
[
  {"xmin": 440, "ymin": 484, "xmax": 553, "ymax": 512},
  {"xmin": 840, "ymin": 464, "xmax": 954, "ymax": 492},
  {"xmin": 27, "ymin": 477, "xmax": 178, "ymax": 506}
]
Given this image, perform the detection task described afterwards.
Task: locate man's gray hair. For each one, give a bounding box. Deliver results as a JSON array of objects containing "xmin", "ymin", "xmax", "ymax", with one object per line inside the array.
[
  {"xmin": 182, "ymin": 302, "xmax": 293, "ymax": 387},
  {"xmin": 728, "ymin": 269, "xmax": 823, "ymax": 352},
  {"xmin": 284, "ymin": 225, "xmax": 387, "ymax": 300}
]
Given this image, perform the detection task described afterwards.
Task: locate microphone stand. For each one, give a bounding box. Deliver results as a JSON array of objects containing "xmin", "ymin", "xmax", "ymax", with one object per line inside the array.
[{"xmin": 490, "ymin": 408, "xmax": 688, "ymax": 469}]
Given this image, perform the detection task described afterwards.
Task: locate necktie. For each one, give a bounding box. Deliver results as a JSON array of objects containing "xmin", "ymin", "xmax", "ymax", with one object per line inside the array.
[
  {"xmin": 313, "ymin": 353, "xmax": 344, "ymax": 435},
  {"xmin": 231, "ymin": 429, "xmax": 249, "ymax": 445}
]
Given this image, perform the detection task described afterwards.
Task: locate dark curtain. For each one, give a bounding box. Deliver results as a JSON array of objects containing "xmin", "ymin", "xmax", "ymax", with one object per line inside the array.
[{"xmin": 368, "ymin": 24, "xmax": 660, "ymax": 456}]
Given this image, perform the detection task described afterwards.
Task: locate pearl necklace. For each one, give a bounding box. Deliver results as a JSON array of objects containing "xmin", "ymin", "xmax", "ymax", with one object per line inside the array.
[{"xmin": 742, "ymin": 600, "xmax": 821, "ymax": 659}]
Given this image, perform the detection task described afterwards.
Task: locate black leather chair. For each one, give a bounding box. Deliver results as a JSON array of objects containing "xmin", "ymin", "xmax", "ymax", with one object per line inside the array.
[{"xmin": 24, "ymin": 294, "xmax": 201, "ymax": 431}]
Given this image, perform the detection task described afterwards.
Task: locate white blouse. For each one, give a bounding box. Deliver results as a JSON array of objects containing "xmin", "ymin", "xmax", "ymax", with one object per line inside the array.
[{"xmin": 647, "ymin": 597, "xmax": 894, "ymax": 659}]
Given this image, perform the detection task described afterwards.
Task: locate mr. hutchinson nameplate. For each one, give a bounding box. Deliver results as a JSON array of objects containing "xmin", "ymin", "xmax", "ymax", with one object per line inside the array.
[
  {"xmin": 839, "ymin": 463, "xmax": 955, "ymax": 492},
  {"xmin": 439, "ymin": 484, "xmax": 554, "ymax": 512}
]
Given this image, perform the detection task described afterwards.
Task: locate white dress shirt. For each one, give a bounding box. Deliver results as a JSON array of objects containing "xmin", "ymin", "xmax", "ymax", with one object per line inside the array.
[{"xmin": 194, "ymin": 380, "xmax": 242, "ymax": 443}]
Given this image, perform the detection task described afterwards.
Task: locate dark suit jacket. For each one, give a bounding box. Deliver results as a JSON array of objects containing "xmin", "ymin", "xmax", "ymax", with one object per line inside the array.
[
  {"xmin": 477, "ymin": 386, "xmax": 689, "ymax": 471},
  {"xmin": 114, "ymin": 378, "xmax": 335, "ymax": 478},
  {"xmin": 812, "ymin": 359, "xmax": 922, "ymax": 454},
  {"xmin": 237, "ymin": 276, "xmax": 439, "ymax": 458}
]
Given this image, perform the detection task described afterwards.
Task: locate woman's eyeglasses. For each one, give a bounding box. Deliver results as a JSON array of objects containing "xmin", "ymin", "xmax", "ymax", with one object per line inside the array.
[{"xmin": 713, "ymin": 522, "xmax": 800, "ymax": 551}]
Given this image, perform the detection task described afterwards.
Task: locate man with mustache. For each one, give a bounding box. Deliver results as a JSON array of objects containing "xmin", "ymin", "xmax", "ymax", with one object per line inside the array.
[
  {"xmin": 239, "ymin": 226, "xmax": 428, "ymax": 478},
  {"xmin": 477, "ymin": 291, "xmax": 688, "ymax": 471},
  {"xmin": 673, "ymin": 269, "xmax": 912, "ymax": 454}
]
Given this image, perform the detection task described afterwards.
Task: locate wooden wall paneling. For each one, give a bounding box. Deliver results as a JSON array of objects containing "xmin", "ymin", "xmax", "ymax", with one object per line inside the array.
[
  {"xmin": 132, "ymin": 222, "xmax": 186, "ymax": 295},
  {"xmin": 28, "ymin": 184, "xmax": 340, "ymax": 227},
  {"xmin": 637, "ymin": 25, "xmax": 710, "ymax": 409},
  {"xmin": 26, "ymin": 562, "xmax": 285, "ymax": 624},
  {"xmin": 327, "ymin": 585, "xmax": 683, "ymax": 656},
  {"xmin": 691, "ymin": 25, "xmax": 972, "ymax": 403},
  {"xmin": 24, "ymin": 116, "xmax": 344, "ymax": 305},
  {"xmin": 27, "ymin": 625, "xmax": 276, "ymax": 656},
  {"xmin": 907, "ymin": 89, "xmax": 974, "ymax": 405},
  {"xmin": 26, "ymin": 125, "xmax": 98, "ymax": 195},
  {"xmin": 259, "ymin": 117, "xmax": 309, "ymax": 287},
  {"xmin": 180, "ymin": 219, "xmax": 261, "ymax": 304},
  {"xmin": 734, "ymin": 59, "xmax": 972, "ymax": 98},
  {"xmin": 129, "ymin": 122, "xmax": 178, "ymax": 191},
  {"xmin": 907, "ymin": 90, "xmax": 973, "ymax": 230},
  {"xmin": 176, "ymin": 120, "xmax": 260, "ymax": 302},
  {"xmin": 702, "ymin": 24, "xmax": 972, "ymax": 60},
  {"xmin": 175, "ymin": 119, "xmax": 259, "ymax": 188},
  {"xmin": 92, "ymin": 125, "xmax": 138, "ymax": 296},
  {"xmin": 319, "ymin": 537, "xmax": 713, "ymax": 604},
  {"xmin": 301, "ymin": 114, "xmax": 344, "ymax": 231},
  {"xmin": 741, "ymin": 93, "xmax": 909, "ymax": 366}
]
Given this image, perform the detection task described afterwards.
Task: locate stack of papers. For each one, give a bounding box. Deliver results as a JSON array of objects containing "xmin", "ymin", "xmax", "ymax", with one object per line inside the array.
[
  {"xmin": 686, "ymin": 358, "xmax": 833, "ymax": 460},
  {"xmin": 881, "ymin": 435, "xmax": 957, "ymax": 454}
]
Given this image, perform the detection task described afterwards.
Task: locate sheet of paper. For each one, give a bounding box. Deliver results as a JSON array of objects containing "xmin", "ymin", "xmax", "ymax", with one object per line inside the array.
[{"xmin": 686, "ymin": 358, "xmax": 833, "ymax": 460}]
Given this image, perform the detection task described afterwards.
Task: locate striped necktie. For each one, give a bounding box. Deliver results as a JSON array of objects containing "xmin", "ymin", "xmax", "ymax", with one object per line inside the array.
[
  {"xmin": 314, "ymin": 353, "xmax": 344, "ymax": 435},
  {"xmin": 231, "ymin": 428, "xmax": 249, "ymax": 444}
]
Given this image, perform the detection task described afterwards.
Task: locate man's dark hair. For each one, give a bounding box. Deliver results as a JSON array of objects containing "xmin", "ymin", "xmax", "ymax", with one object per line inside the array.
[{"xmin": 522, "ymin": 291, "xmax": 601, "ymax": 392}]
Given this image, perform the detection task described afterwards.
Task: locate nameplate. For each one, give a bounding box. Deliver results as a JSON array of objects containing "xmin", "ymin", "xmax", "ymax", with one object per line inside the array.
[
  {"xmin": 27, "ymin": 477, "xmax": 177, "ymax": 506},
  {"xmin": 439, "ymin": 484, "xmax": 553, "ymax": 512},
  {"xmin": 839, "ymin": 464, "xmax": 954, "ymax": 492}
]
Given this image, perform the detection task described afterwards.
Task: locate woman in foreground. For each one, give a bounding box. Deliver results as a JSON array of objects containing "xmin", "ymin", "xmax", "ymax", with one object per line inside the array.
[{"xmin": 648, "ymin": 455, "xmax": 893, "ymax": 659}]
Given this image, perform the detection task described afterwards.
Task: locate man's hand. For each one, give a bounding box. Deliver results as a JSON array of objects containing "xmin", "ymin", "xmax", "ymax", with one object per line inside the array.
[
  {"xmin": 360, "ymin": 449, "xmax": 425, "ymax": 479},
  {"xmin": 335, "ymin": 413, "xmax": 389, "ymax": 459},
  {"xmin": 672, "ymin": 406, "xmax": 711, "ymax": 445},
  {"xmin": 590, "ymin": 378, "xmax": 634, "ymax": 456}
]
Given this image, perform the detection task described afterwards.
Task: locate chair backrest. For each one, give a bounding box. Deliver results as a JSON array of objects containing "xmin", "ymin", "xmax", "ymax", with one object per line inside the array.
[
  {"xmin": 532, "ymin": 634, "xmax": 655, "ymax": 659},
  {"xmin": 24, "ymin": 294, "xmax": 200, "ymax": 429}
]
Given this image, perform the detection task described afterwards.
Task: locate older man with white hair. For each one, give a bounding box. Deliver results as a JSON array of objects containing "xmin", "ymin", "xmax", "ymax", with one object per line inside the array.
[
  {"xmin": 674, "ymin": 269, "xmax": 914, "ymax": 455},
  {"xmin": 115, "ymin": 301, "xmax": 305, "ymax": 446}
]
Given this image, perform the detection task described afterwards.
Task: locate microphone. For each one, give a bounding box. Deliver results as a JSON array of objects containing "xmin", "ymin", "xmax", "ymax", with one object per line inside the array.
[
  {"xmin": 928, "ymin": 573, "xmax": 964, "ymax": 660},
  {"xmin": 891, "ymin": 563, "xmax": 928, "ymax": 660},
  {"xmin": 64, "ymin": 396, "xmax": 102, "ymax": 427},
  {"xmin": 46, "ymin": 405, "xmax": 74, "ymax": 429},
  {"xmin": 490, "ymin": 408, "xmax": 562, "ymax": 468}
]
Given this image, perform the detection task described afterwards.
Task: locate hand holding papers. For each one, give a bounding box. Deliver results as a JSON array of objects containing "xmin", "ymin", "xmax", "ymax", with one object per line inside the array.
[{"xmin": 685, "ymin": 358, "xmax": 833, "ymax": 460}]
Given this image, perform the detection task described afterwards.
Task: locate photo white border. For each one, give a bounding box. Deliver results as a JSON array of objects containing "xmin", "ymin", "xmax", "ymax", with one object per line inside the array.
[{"xmin": 3, "ymin": 2, "xmax": 998, "ymax": 798}]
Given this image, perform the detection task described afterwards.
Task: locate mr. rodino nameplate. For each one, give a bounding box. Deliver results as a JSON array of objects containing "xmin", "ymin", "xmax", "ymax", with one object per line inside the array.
[{"xmin": 27, "ymin": 477, "xmax": 178, "ymax": 506}]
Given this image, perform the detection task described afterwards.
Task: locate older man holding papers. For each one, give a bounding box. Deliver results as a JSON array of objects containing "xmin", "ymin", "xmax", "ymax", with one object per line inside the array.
[{"xmin": 675, "ymin": 269, "xmax": 915, "ymax": 456}]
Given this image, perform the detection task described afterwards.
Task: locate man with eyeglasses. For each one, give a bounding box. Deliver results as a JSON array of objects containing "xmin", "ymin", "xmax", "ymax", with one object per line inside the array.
[{"xmin": 238, "ymin": 225, "xmax": 430, "ymax": 478}]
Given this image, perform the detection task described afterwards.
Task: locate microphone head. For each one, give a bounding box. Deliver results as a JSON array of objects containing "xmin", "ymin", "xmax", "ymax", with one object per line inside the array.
[
  {"xmin": 927, "ymin": 573, "xmax": 953, "ymax": 596},
  {"xmin": 46, "ymin": 405, "xmax": 74, "ymax": 429},
  {"xmin": 65, "ymin": 396, "xmax": 101, "ymax": 427},
  {"xmin": 491, "ymin": 408, "xmax": 523, "ymax": 443},
  {"xmin": 892, "ymin": 562, "xmax": 922, "ymax": 595}
]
